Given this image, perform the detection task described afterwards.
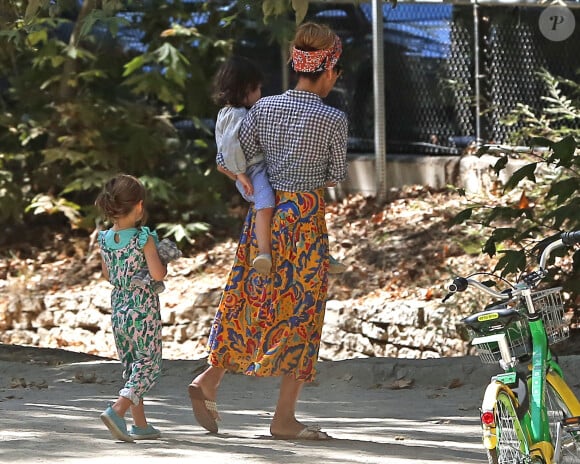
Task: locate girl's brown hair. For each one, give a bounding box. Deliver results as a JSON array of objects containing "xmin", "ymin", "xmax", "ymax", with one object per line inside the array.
[
  {"xmin": 212, "ymin": 56, "xmax": 263, "ymax": 107},
  {"xmin": 95, "ymin": 174, "xmax": 147, "ymax": 225}
]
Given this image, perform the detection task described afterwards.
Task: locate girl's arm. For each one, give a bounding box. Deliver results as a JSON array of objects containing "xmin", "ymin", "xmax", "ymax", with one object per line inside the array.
[
  {"xmin": 217, "ymin": 164, "xmax": 238, "ymax": 181},
  {"xmin": 143, "ymin": 236, "xmax": 167, "ymax": 281},
  {"xmin": 100, "ymin": 256, "xmax": 110, "ymax": 281},
  {"xmin": 236, "ymin": 172, "xmax": 254, "ymax": 195}
]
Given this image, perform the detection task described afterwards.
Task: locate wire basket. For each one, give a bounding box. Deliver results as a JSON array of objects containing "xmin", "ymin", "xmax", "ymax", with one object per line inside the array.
[
  {"xmin": 467, "ymin": 318, "xmax": 532, "ymax": 364},
  {"xmin": 528, "ymin": 287, "xmax": 569, "ymax": 345}
]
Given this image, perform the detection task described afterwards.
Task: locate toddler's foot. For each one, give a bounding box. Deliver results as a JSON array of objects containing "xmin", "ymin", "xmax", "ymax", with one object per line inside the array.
[
  {"xmin": 253, "ymin": 253, "xmax": 272, "ymax": 274},
  {"xmin": 329, "ymin": 255, "xmax": 346, "ymax": 275}
]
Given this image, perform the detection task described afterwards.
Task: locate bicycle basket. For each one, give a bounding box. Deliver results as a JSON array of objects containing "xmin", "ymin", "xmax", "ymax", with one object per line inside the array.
[
  {"xmin": 462, "ymin": 303, "xmax": 532, "ymax": 364},
  {"xmin": 528, "ymin": 287, "xmax": 569, "ymax": 345}
]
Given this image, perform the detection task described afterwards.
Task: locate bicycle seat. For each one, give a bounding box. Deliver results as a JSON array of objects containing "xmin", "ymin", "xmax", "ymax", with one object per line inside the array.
[{"xmin": 462, "ymin": 303, "xmax": 524, "ymax": 335}]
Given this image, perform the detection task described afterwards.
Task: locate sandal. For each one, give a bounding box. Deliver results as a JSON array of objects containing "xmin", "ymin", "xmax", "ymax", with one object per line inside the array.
[
  {"xmin": 188, "ymin": 383, "xmax": 219, "ymax": 433},
  {"xmin": 271, "ymin": 425, "xmax": 332, "ymax": 441}
]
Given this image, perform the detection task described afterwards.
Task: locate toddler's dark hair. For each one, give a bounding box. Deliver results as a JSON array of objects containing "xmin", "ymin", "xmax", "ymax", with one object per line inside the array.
[
  {"xmin": 95, "ymin": 174, "xmax": 147, "ymax": 225},
  {"xmin": 212, "ymin": 56, "xmax": 263, "ymax": 107}
]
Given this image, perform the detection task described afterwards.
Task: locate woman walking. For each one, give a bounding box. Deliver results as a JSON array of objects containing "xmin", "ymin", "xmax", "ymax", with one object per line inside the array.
[{"xmin": 189, "ymin": 22, "xmax": 348, "ymax": 440}]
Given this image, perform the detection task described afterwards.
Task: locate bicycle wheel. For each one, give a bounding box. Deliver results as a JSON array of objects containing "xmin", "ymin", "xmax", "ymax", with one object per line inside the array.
[
  {"xmin": 545, "ymin": 378, "xmax": 580, "ymax": 463},
  {"xmin": 486, "ymin": 389, "xmax": 529, "ymax": 464}
]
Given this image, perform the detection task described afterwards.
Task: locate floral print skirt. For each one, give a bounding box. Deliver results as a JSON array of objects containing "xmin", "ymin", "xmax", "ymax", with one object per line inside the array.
[{"xmin": 207, "ymin": 189, "xmax": 329, "ymax": 382}]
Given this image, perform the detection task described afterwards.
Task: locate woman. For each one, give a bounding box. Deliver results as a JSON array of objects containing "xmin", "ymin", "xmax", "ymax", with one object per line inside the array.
[{"xmin": 189, "ymin": 22, "xmax": 348, "ymax": 440}]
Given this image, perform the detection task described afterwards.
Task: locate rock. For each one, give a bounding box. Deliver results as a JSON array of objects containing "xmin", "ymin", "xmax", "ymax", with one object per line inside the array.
[{"xmin": 0, "ymin": 257, "xmax": 474, "ymax": 361}]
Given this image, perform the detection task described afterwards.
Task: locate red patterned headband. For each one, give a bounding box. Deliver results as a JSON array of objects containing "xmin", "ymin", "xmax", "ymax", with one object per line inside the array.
[{"xmin": 291, "ymin": 35, "xmax": 342, "ymax": 73}]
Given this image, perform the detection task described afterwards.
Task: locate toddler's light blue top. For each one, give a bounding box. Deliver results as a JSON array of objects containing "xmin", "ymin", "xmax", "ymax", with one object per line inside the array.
[{"xmin": 215, "ymin": 106, "xmax": 264, "ymax": 175}]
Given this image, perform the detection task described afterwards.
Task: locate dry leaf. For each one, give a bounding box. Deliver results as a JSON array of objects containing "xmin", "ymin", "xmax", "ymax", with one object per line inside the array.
[
  {"xmin": 74, "ymin": 371, "xmax": 98, "ymax": 384},
  {"xmin": 448, "ymin": 378, "xmax": 464, "ymax": 389},
  {"xmin": 518, "ymin": 190, "xmax": 529, "ymax": 209},
  {"xmin": 11, "ymin": 377, "xmax": 27, "ymax": 388},
  {"xmin": 389, "ymin": 378, "xmax": 414, "ymax": 390}
]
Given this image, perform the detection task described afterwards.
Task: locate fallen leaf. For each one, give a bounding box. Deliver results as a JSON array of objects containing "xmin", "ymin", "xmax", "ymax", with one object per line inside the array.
[
  {"xmin": 448, "ymin": 378, "xmax": 464, "ymax": 389},
  {"xmin": 389, "ymin": 378, "xmax": 414, "ymax": 390}
]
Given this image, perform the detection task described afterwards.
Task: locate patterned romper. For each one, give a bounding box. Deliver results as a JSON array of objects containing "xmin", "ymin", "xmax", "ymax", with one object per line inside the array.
[{"xmin": 98, "ymin": 227, "xmax": 162, "ymax": 405}]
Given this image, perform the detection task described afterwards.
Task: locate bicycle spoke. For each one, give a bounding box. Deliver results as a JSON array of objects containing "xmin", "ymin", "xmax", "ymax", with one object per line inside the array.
[
  {"xmin": 546, "ymin": 384, "xmax": 580, "ymax": 463},
  {"xmin": 490, "ymin": 392, "xmax": 530, "ymax": 463}
]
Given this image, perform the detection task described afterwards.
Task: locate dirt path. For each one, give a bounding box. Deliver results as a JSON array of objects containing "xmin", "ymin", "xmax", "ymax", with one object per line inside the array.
[{"xmin": 6, "ymin": 345, "xmax": 570, "ymax": 464}]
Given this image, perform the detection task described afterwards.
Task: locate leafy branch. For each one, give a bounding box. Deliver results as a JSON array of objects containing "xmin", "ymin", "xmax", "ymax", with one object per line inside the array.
[{"xmin": 451, "ymin": 71, "xmax": 579, "ymax": 295}]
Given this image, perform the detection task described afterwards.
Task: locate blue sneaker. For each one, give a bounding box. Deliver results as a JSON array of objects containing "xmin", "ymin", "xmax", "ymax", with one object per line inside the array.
[
  {"xmin": 100, "ymin": 405, "xmax": 134, "ymax": 442},
  {"xmin": 129, "ymin": 424, "xmax": 161, "ymax": 440}
]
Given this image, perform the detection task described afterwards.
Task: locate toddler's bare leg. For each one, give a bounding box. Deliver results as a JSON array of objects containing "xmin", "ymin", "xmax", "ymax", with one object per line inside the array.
[{"xmin": 255, "ymin": 207, "xmax": 274, "ymax": 256}]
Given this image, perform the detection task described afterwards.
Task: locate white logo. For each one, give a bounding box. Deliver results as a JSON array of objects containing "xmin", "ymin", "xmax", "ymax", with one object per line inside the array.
[{"xmin": 539, "ymin": 5, "xmax": 575, "ymax": 42}]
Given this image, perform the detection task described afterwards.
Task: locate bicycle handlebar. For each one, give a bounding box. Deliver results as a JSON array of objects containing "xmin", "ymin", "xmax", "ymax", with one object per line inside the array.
[
  {"xmin": 444, "ymin": 230, "xmax": 579, "ymax": 302},
  {"xmin": 446, "ymin": 276, "xmax": 510, "ymax": 301},
  {"xmin": 562, "ymin": 230, "xmax": 580, "ymax": 247}
]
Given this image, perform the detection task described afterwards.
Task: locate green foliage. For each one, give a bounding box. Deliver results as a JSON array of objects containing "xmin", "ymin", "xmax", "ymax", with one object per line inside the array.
[
  {"xmin": 26, "ymin": 193, "xmax": 82, "ymax": 225},
  {"xmin": 0, "ymin": 0, "xmax": 290, "ymax": 247},
  {"xmin": 156, "ymin": 221, "xmax": 211, "ymax": 245},
  {"xmin": 1, "ymin": 0, "xmax": 396, "ymax": 247},
  {"xmin": 451, "ymin": 70, "xmax": 579, "ymax": 297}
]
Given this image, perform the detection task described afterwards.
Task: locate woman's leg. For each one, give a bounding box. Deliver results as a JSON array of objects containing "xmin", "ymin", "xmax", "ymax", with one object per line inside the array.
[
  {"xmin": 111, "ymin": 396, "xmax": 133, "ymax": 418},
  {"xmin": 190, "ymin": 365, "xmax": 226, "ymax": 401},
  {"xmin": 188, "ymin": 365, "xmax": 227, "ymax": 432},
  {"xmin": 270, "ymin": 375, "xmax": 304, "ymax": 436},
  {"xmin": 270, "ymin": 375, "xmax": 330, "ymax": 439}
]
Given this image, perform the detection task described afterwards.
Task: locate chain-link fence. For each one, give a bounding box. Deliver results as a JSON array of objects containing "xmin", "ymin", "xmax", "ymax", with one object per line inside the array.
[{"xmin": 306, "ymin": 2, "xmax": 580, "ymax": 155}]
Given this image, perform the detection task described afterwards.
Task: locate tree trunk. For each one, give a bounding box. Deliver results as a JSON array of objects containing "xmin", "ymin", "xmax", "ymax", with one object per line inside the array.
[{"xmin": 58, "ymin": 0, "xmax": 96, "ymax": 101}]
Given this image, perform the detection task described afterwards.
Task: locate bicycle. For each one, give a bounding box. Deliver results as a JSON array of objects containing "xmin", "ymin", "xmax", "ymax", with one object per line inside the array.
[{"xmin": 444, "ymin": 231, "xmax": 580, "ymax": 463}]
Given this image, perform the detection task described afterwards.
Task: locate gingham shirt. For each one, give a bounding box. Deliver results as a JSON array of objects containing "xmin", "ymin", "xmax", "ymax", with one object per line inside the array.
[{"xmin": 239, "ymin": 89, "xmax": 348, "ymax": 192}]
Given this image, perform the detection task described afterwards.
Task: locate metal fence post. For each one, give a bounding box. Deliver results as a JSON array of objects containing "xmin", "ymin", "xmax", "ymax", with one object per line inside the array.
[
  {"xmin": 473, "ymin": 0, "xmax": 482, "ymax": 144},
  {"xmin": 372, "ymin": 0, "xmax": 387, "ymax": 202}
]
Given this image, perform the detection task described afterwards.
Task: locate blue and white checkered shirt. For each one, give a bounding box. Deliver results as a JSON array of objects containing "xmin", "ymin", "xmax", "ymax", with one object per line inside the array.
[{"xmin": 239, "ymin": 89, "xmax": 348, "ymax": 192}]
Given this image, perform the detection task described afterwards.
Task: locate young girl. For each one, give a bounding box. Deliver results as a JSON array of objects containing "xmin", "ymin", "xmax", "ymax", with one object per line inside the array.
[
  {"xmin": 95, "ymin": 174, "xmax": 166, "ymax": 442},
  {"xmin": 214, "ymin": 55, "xmax": 274, "ymax": 274},
  {"xmin": 214, "ymin": 56, "xmax": 346, "ymax": 275}
]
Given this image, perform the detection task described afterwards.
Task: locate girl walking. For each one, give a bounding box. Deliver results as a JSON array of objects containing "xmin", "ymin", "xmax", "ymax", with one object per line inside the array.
[{"xmin": 95, "ymin": 174, "xmax": 166, "ymax": 442}]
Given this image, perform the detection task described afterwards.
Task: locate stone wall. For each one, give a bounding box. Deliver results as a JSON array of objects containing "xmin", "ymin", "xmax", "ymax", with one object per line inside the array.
[{"xmin": 0, "ymin": 270, "xmax": 470, "ymax": 361}]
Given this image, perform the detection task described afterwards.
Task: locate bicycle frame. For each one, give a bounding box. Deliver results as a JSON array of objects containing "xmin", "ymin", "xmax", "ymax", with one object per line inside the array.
[
  {"xmin": 527, "ymin": 296, "xmax": 552, "ymax": 446},
  {"xmin": 476, "ymin": 289, "xmax": 580, "ymax": 463},
  {"xmin": 476, "ymin": 312, "xmax": 554, "ymax": 459},
  {"xmin": 448, "ymin": 232, "xmax": 580, "ymax": 463}
]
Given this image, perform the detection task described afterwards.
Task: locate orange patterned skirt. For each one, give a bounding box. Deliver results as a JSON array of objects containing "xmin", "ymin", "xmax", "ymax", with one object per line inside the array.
[{"xmin": 207, "ymin": 189, "xmax": 329, "ymax": 382}]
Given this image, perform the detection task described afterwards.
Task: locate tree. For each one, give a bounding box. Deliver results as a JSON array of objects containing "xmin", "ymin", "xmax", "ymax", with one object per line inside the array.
[{"xmin": 0, "ymin": 0, "xmax": 296, "ymax": 245}]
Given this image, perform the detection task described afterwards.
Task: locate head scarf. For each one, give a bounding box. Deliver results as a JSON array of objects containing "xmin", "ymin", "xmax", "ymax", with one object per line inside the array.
[{"xmin": 291, "ymin": 35, "xmax": 342, "ymax": 73}]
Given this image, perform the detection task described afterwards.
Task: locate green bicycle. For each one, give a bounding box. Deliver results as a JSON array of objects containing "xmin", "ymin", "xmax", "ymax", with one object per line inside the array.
[{"xmin": 445, "ymin": 231, "xmax": 580, "ymax": 463}]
